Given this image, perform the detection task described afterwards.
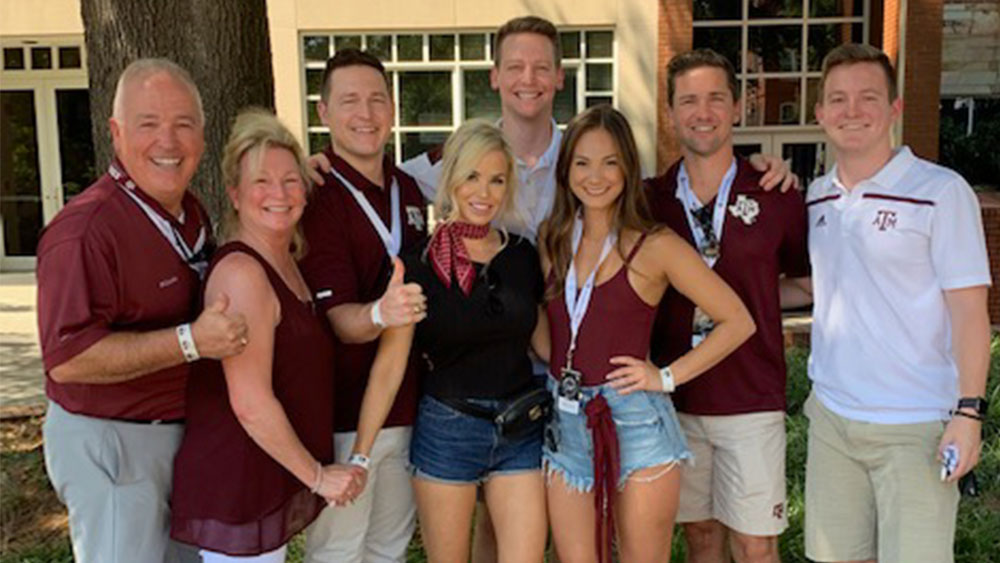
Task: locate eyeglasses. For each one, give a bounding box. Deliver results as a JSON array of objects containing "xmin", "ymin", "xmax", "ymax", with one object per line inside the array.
[{"xmin": 692, "ymin": 205, "xmax": 720, "ymax": 259}]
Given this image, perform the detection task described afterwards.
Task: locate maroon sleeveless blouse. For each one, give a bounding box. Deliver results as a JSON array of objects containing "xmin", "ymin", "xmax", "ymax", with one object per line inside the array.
[
  {"xmin": 171, "ymin": 242, "xmax": 335, "ymax": 555},
  {"xmin": 547, "ymin": 234, "xmax": 655, "ymax": 387}
]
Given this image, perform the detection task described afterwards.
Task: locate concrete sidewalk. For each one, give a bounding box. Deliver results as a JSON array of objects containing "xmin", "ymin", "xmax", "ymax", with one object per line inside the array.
[{"xmin": 0, "ymin": 272, "xmax": 44, "ymax": 408}]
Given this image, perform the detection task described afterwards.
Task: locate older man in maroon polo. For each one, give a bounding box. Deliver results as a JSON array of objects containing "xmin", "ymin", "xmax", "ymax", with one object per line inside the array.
[
  {"xmin": 647, "ymin": 49, "xmax": 809, "ymax": 563},
  {"xmin": 36, "ymin": 59, "xmax": 247, "ymax": 563}
]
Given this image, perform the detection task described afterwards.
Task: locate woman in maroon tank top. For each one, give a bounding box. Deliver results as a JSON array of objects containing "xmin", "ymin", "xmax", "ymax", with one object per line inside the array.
[
  {"xmin": 537, "ymin": 105, "xmax": 756, "ymax": 563},
  {"xmin": 170, "ymin": 110, "xmax": 363, "ymax": 561}
]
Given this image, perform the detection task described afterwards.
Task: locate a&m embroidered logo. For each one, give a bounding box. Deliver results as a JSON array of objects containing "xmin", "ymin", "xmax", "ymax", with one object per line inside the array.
[
  {"xmin": 872, "ymin": 209, "xmax": 897, "ymax": 231},
  {"xmin": 406, "ymin": 206, "xmax": 425, "ymax": 231},
  {"xmin": 728, "ymin": 194, "xmax": 760, "ymax": 225}
]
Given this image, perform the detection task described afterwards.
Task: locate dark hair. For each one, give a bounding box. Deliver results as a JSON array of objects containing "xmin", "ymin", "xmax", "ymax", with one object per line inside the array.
[
  {"xmin": 320, "ymin": 48, "xmax": 390, "ymax": 103},
  {"xmin": 493, "ymin": 16, "xmax": 561, "ymax": 68},
  {"xmin": 666, "ymin": 48, "xmax": 740, "ymax": 106},
  {"xmin": 819, "ymin": 43, "xmax": 898, "ymax": 101},
  {"xmin": 540, "ymin": 105, "xmax": 656, "ymax": 301}
]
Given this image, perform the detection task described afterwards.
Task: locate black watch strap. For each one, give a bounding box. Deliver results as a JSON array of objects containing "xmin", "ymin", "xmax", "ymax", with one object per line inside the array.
[{"xmin": 957, "ymin": 396, "xmax": 989, "ymax": 417}]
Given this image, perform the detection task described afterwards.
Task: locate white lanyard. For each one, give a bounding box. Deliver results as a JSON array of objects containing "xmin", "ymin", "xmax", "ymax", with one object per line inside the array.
[
  {"xmin": 109, "ymin": 163, "xmax": 208, "ymax": 278},
  {"xmin": 563, "ymin": 216, "xmax": 616, "ymax": 369},
  {"xmin": 331, "ymin": 168, "xmax": 401, "ymax": 257},
  {"xmin": 677, "ymin": 159, "xmax": 737, "ymax": 267}
]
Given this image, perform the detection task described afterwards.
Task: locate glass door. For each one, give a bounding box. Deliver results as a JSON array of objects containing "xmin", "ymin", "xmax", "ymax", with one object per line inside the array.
[{"xmin": 1, "ymin": 77, "xmax": 93, "ymax": 271}]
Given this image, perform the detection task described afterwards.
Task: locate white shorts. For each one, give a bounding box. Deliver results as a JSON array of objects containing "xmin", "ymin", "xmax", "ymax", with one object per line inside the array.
[{"xmin": 676, "ymin": 410, "xmax": 788, "ymax": 536}]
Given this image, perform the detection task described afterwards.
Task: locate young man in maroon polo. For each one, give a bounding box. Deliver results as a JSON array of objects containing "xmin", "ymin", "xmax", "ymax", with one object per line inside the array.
[
  {"xmin": 647, "ymin": 49, "xmax": 810, "ymax": 563},
  {"xmin": 36, "ymin": 59, "xmax": 248, "ymax": 563},
  {"xmin": 298, "ymin": 49, "xmax": 428, "ymax": 563}
]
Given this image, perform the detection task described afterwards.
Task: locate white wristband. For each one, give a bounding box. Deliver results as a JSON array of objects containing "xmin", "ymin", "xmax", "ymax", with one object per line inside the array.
[
  {"xmin": 370, "ymin": 299, "xmax": 386, "ymax": 329},
  {"xmin": 176, "ymin": 323, "xmax": 200, "ymax": 363},
  {"xmin": 659, "ymin": 365, "xmax": 675, "ymax": 393},
  {"xmin": 348, "ymin": 453, "xmax": 371, "ymax": 470}
]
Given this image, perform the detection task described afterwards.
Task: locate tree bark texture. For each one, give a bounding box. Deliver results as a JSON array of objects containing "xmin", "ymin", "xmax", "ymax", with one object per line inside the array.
[{"xmin": 81, "ymin": 0, "xmax": 274, "ymax": 222}]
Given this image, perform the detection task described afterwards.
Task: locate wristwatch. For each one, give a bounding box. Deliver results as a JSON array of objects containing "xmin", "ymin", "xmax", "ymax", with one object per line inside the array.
[{"xmin": 957, "ymin": 396, "xmax": 989, "ymax": 418}]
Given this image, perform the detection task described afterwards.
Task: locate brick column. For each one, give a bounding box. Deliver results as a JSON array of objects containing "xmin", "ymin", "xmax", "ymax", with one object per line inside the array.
[
  {"xmin": 656, "ymin": 0, "xmax": 693, "ymax": 174},
  {"xmin": 900, "ymin": 0, "xmax": 944, "ymax": 161},
  {"xmin": 979, "ymin": 193, "xmax": 1000, "ymax": 324}
]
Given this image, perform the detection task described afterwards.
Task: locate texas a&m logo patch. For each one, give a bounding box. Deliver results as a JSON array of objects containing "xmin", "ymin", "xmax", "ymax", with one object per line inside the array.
[{"xmin": 872, "ymin": 209, "xmax": 897, "ymax": 231}]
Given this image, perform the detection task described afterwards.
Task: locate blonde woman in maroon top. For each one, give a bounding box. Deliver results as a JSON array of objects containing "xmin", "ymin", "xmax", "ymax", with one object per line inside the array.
[
  {"xmin": 171, "ymin": 109, "xmax": 363, "ymax": 562},
  {"xmin": 538, "ymin": 105, "xmax": 755, "ymax": 563}
]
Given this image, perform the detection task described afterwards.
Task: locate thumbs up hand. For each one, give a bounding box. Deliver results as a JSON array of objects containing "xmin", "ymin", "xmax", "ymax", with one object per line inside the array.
[
  {"xmin": 192, "ymin": 292, "xmax": 250, "ymax": 359},
  {"xmin": 375, "ymin": 257, "xmax": 427, "ymax": 328}
]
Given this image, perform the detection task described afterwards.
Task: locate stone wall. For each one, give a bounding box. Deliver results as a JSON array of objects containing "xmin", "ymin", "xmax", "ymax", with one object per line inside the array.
[{"xmin": 942, "ymin": 1, "xmax": 1000, "ymax": 97}]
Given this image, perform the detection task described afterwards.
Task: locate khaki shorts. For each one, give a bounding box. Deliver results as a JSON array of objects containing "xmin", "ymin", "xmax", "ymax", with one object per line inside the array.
[
  {"xmin": 676, "ymin": 410, "xmax": 788, "ymax": 536},
  {"xmin": 804, "ymin": 392, "xmax": 959, "ymax": 563}
]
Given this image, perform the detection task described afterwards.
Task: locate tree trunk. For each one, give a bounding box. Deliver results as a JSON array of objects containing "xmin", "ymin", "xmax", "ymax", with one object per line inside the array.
[{"xmin": 80, "ymin": 0, "xmax": 274, "ymax": 223}]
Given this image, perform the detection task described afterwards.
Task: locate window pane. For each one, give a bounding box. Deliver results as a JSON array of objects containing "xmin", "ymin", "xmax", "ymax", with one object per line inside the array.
[
  {"xmin": 463, "ymin": 70, "xmax": 501, "ymax": 121},
  {"xmin": 0, "ymin": 91, "xmax": 43, "ymax": 256},
  {"xmin": 56, "ymin": 89, "xmax": 95, "ymax": 202},
  {"xmin": 554, "ymin": 72, "xmax": 577, "ymax": 124},
  {"xmin": 335, "ymin": 35, "xmax": 362, "ymax": 52},
  {"xmin": 782, "ymin": 142, "xmax": 827, "ymax": 188},
  {"xmin": 586, "ymin": 31, "xmax": 613, "ymax": 58},
  {"xmin": 402, "ymin": 132, "xmax": 449, "ymax": 161},
  {"xmin": 745, "ymin": 77, "xmax": 801, "ymax": 126},
  {"xmin": 460, "ymin": 34, "xmax": 486, "ymax": 60},
  {"xmin": 693, "ymin": 0, "xmax": 741, "ymax": 20},
  {"xmin": 31, "ymin": 47, "xmax": 52, "ymax": 69},
  {"xmin": 306, "ymin": 68, "xmax": 324, "ymax": 97},
  {"xmin": 808, "ymin": 23, "xmax": 864, "ymax": 71},
  {"xmin": 748, "ymin": 26, "xmax": 802, "ymax": 72},
  {"xmin": 398, "ymin": 35, "xmax": 423, "ymax": 61},
  {"xmin": 806, "ymin": 77, "xmax": 820, "ymax": 124},
  {"xmin": 811, "ymin": 0, "xmax": 863, "ymax": 17},
  {"xmin": 560, "ymin": 32, "xmax": 581, "ymax": 59},
  {"xmin": 367, "ymin": 35, "xmax": 392, "ymax": 61},
  {"xmin": 586, "ymin": 96, "xmax": 613, "ymax": 108},
  {"xmin": 399, "ymin": 72, "xmax": 451, "ymax": 126},
  {"xmin": 303, "ymin": 36, "xmax": 330, "ymax": 62},
  {"xmin": 430, "ymin": 34, "xmax": 455, "ymax": 61},
  {"xmin": 308, "ymin": 100, "xmax": 322, "ymax": 126},
  {"xmin": 586, "ymin": 63, "xmax": 612, "ymax": 91},
  {"xmin": 749, "ymin": 0, "xmax": 803, "ymax": 18},
  {"xmin": 4, "ymin": 48, "xmax": 25, "ymax": 70},
  {"xmin": 693, "ymin": 27, "xmax": 742, "ymax": 72},
  {"xmin": 309, "ymin": 132, "xmax": 330, "ymax": 155},
  {"xmin": 58, "ymin": 46, "xmax": 82, "ymax": 69}
]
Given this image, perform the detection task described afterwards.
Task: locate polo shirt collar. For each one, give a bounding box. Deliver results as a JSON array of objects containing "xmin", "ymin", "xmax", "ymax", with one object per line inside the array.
[
  {"xmin": 826, "ymin": 146, "xmax": 916, "ymax": 196},
  {"xmin": 108, "ymin": 158, "xmax": 198, "ymax": 230},
  {"xmin": 673, "ymin": 157, "xmax": 738, "ymax": 203},
  {"xmin": 325, "ymin": 146, "xmax": 395, "ymax": 193},
  {"xmin": 496, "ymin": 118, "xmax": 561, "ymax": 173}
]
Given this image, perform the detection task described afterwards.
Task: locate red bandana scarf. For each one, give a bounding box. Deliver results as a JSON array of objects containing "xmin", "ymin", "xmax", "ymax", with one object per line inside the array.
[
  {"xmin": 428, "ymin": 221, "xmax": 490, "ymax": 295},
  {"xmin": 585, "ymin": 395, "xmax": 621, "ymax": 563}
]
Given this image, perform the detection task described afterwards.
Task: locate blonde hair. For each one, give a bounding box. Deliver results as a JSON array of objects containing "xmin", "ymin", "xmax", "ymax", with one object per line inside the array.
[
  {"xmin": 220, "ymin": 107, "xmax": 312, "ymax": 258},
  {"xmin": 433, "ymin": 119, "xmax": 522, "ymax": 232}
]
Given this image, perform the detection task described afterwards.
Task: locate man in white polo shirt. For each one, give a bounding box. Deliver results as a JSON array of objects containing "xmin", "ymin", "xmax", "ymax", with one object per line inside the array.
[{"xmin": 803, "ymin": 43, "xmax": 990, "ymax": 563}]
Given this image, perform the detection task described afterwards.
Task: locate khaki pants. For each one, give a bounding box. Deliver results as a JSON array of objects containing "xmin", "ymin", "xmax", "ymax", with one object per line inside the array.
[
  {"xmin": 43, "ymin": 401, "xmax": 184, "ymax": 563},
  {"xmin": 804, "ymin": 393, "xmax": 959, "ymax": 563},
  {"xmin": 304, "ymin": 426, "xmax": 415, "ymax": 563}
]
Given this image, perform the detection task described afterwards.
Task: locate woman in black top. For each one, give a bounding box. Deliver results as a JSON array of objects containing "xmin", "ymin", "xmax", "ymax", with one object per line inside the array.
[{"xmin": 351, "ymin": 119, "xmax": 549, "ymax": 563}]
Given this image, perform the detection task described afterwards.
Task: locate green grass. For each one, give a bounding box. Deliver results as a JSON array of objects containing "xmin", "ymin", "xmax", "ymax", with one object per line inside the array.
[{"xmin": 3, "ymin": 345, "xmax": 998, "ymax": 562}]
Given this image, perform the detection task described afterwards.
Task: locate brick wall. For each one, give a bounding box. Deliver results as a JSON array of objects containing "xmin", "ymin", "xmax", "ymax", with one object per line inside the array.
[
  {"xmin": 902, "ymin": 0, "xmax": 945, "ymax": 161},
  {"xmin": 979, "ymin": 193, "xmax": 1000, "ymax": 323},
  {"xmin": 941, "ymin": 1, "xmax": 1000, "ymax": 97},
  {"xmin": 655, "ymin": 0, "xmax": 692, "ymax": 174}
]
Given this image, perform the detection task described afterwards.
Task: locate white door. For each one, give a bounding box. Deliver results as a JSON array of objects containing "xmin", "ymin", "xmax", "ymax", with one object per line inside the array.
[{"xmin": 1, "ymin": 75, "xmax": 93, "ymax": 271}]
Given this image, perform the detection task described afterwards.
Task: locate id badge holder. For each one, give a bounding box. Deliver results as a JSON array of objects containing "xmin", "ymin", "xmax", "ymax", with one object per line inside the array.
[{"xmin": 557, "ymin": 367, "xmax": 582, "ymax": 415}]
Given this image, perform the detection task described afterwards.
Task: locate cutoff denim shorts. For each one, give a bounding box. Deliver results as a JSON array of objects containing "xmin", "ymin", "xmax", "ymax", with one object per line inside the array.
[
  {"xmin": 409, "ymin": 394, "xmax": 543, "ymax": 484},
  {"xmin": 542, "ymin": 375, "xmax": 691, "ymax": 493}
]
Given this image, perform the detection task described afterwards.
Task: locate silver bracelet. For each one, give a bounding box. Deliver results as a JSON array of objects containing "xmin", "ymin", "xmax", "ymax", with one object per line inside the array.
[
  {"xmin": 659, "ymin": 365, "xmax": 676, "ymax": 393},
  {"xmin": 309, "ymin": 461, "xmax": 323, "ymax": 494},
  {"xmin": 176, "ymin": 323, "xmax": 200, "ymax": 363}
]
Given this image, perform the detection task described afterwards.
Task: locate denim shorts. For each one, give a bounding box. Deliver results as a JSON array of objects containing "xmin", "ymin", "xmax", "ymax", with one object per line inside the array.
[
  {"xmin": 543, "ymin": 375, "xmax": 691, "ymax": 493},
  {"xmin": 409, "ymin": 394, "xmax": 543, "ymax": 484}
]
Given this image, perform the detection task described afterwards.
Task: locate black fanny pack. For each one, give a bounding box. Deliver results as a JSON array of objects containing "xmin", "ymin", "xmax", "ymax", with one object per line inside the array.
[{"xmin": 439, "ymin": 387, "xmax": 553, "ymax": 438}]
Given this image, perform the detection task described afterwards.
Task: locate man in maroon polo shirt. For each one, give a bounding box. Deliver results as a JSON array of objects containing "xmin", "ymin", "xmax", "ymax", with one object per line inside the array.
[
  {"xmin": 298, "ymin": 49, "xmax": 428, "ymax": 563},
  {"xmin": 647, "ymin": 49, "xmax": 809, "ymax": 563},
  {"xmin": 36, "ymin": 59, "xmax": 248, "ymax": 563}
]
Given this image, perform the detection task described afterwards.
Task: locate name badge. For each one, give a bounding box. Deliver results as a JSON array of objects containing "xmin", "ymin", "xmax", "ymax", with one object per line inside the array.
[
  {"xmin": 558, "ymin": 396, "xmax": 580, "ymax": 415},
  {"xmin": 557, "ymin": 367, "xmax": 583, "ymax": 414}
]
